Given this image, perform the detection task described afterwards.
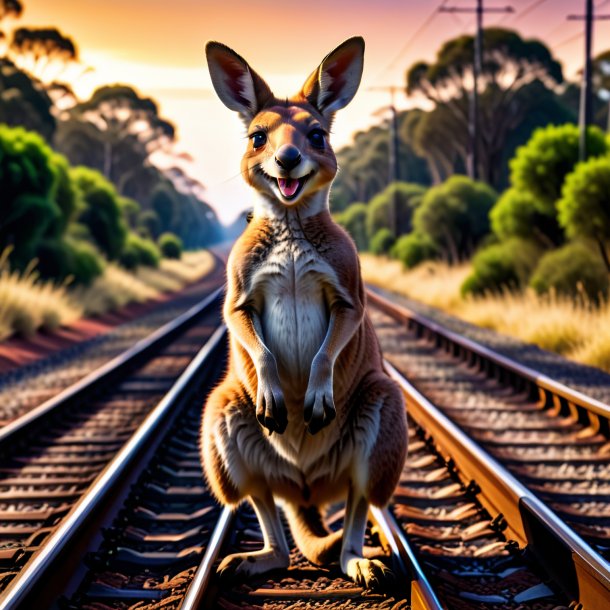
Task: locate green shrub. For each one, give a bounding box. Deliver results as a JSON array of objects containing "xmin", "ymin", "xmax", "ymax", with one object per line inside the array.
[
  {"xmin": 137, "ymin": 209, "xmax": 162, "ymax": 239},
  {"xmin": 509, "ymin": 123, "xmax": 608, "ymax": 214},
  {"xmin": 71, "ymin": 166, "xmax": 127, "ymax": 260},
  {"xmin": 366, "ymin": 182, "xmax": 426, "ymax": 238},
  {"xmin": 530, "ymin": 242, "xmax": 609, "ymax": 301},
  {"xmin": 158, "ymin": 232, "xmax": 183, "ymax": 259},
  {"xmin": 36, "ymin": 238, "xmax": 104, "ymax": 286},
  {"xmin": 490, "ymin": 188, "xmax": 563, "ymax": 247},
  {"xmin": 391, "ymin": 232, "xmax": 438, "ymax": 268},
  {"xmin": 413, "ymin": 175, "xmax": 497, "ymax": 263},
  {"xmin": 119, "ymin": 233, "xmax": 161, "ymax": 269},
  {"xmin": 557, "ymin": 156, "xmax": 610, "ymax": 270},
  {"xmin": 370, "ymin": 228, "xmax": 395, "ymax": 255},
  {"xmin": 0, "ymin": 125, "xmax": 60, "ymax": 268},
  {"xmin": 462, "ymin": 238, "xmax": 542, "ymax": 296}
]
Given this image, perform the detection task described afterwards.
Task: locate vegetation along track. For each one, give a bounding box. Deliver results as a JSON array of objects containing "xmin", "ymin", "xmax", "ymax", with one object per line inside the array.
[
  {"xmin": 0, "ymin": 284, "xmax": 224, "ymax": 607},
  {"xmin": 368, "ymin": 288, "xmax": 610, "ymax": 609},
  {"xmin": 1, "ymin": 279, "xmax": 609, "ymax": 608},
  {"xmin": 0, "ymin": 254, "xmax": 226, "ymax": 428}
]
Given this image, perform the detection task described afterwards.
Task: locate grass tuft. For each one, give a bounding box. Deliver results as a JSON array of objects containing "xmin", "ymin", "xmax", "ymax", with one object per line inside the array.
[
  {"xmin": 361, "ymin": 253, "xmax": 610, "ymax": 373},
  {"xmin": 0, "ymin": 250, "xmax": 215, "ymax": 340}
]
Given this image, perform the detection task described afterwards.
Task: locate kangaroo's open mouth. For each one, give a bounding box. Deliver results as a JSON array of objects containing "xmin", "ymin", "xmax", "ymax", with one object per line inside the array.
[{"xmin": 276, "ymin": 173, "xmax": 312, "ymax": 201}]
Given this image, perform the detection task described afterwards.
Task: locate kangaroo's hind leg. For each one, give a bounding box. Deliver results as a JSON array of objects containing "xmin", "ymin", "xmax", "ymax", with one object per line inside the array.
[
  {"xmin": 217, "ymin": 487, "xmax": 290, "ymax": 580},
  {"xmin": 202, "ymin": 380, "xmax": 291, "ymax": 580}
]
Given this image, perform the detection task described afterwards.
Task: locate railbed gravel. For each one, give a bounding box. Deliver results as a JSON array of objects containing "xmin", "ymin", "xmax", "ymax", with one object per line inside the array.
[
  {"xmin": 0, "ymin": 273, "xmax": 222, "ymax": 426},
  {"xmin": 369, "ymin": 286, "xmax": 610, "ymax": 405}
]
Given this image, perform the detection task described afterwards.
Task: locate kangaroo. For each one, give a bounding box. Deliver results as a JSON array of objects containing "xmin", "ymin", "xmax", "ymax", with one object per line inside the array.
[{"xmin": 202, "ymin": 37, "xmax": 407, "ymax": 589}]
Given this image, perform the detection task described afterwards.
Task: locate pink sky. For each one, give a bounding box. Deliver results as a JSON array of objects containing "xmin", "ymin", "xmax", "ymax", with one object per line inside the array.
[{"xmin": 19, "ymin": 0, "xmax": 610, "ymax": 223}]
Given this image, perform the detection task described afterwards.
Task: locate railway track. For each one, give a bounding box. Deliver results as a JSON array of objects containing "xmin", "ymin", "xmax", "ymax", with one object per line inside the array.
[
  {"xmin": 367, "ymin": 289, "xmax": 610, "ymax": 609},
  {"xmin": 0, "ymin": 286, "xmax": 224, "ymax": 607},
  {"xmin": 0, "ymin": 284, "xmax": 609, "ymax": 608}
]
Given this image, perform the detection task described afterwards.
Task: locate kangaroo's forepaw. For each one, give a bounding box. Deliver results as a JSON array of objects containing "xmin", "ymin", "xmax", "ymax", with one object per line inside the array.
[
  {"xmin": 217, "ymin": 549, "xmax": 289, "ymax": 582},
  {"xmin": 256, "ymin": 384, "xmax": 287, "ymax": 434},
  {"xmin": 304, "ymin": 387, "xmax": 336, "ymax": 435},
  {"xmin": 345, "ymin": 557, "xmax": 395, "ymax": 590}
]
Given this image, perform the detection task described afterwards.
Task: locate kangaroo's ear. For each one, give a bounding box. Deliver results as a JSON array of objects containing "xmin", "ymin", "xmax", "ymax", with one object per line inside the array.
[
  {"xmin": 300, "ymin": 37, "xmax": 364, "ymax": 121},
  {"xmin": 206, "ymin": 41, "xmax": 273, "ymax": 122}
]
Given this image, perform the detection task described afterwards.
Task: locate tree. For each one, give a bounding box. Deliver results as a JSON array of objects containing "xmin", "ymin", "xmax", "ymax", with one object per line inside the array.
[
  {"xmin": 413, "ymin": 176, "xmax": 497, "ymax": 263},
  {"xmin": 70, "ymin": 166, "xmax": 127, "ymax": 260},
  {"xmin": 0, "ymin": 124, "xmax": 59, "ymax": 268},
  {"xmin": 0, "ymin": 58, "xmax": 55, "ymax": 139},
  {"xmin": 406, "ymin": 28, "xmax": 564, "ymax": 187},
  {"xmin": 58, "ymin": 85, "xmax": 175, "ymax": 187},
  {"xmin": 391, "ymin": 232, "xmax": 438, "ymax": 269},
  {"xmin": 366, "ymin": 182, "xmax": 426, "ymax": 239},
  {"xmin": 9, "ymin": 27, "xmax": 78, "ymax": 82},
  {"xmin": 331, "ymin": 111, "xmax": 431, "ymax": 212},
  {"xmin": 592, "ymin": 50, "xmax": 610, "ymax": 129},
  {"xmin": 557, "ymin": 155, "xmax": 610, "ymax": 272},
  {"xmin": 0, "ymin": 0, "xmax": 22, "ymax": 40},
  {"xmin": 158, "ymin": 232, "xmax": 182, "ymax": 259},
  {"xmin": 510, "ymin": 123, "xmax": 608, "ymax": 215}
]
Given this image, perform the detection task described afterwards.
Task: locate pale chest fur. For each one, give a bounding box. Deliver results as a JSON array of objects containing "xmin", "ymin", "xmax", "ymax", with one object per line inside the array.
[{"xmin": 249, "ymin": 231, "xmax": 335, "ymax": 392}]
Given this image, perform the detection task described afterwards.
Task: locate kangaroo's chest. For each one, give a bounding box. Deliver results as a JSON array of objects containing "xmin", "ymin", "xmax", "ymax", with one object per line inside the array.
[{"xmin": 250, "ymin": 238, "xmax": 334, "ymax": 384}]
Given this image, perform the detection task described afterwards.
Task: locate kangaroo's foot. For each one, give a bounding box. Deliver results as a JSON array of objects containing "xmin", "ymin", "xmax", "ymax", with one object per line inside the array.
[
  {"xmin": 341, "ymin": 554, "xmax": 395, "ymax": 589},
  {"xmin": 217, "ymin": 547, "xmax": 289, "ymax": 581},
  {"xmin": 340, "ymin": 487, "xmax": 395, "ymax": 590},
  {"xmin": 217, "ymin": 490, "xmax": 290, "ymax": 581}
]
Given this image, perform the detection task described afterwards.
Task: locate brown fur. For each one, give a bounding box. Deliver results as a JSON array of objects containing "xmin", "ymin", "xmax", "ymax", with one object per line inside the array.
[{"xmin": 202, "ymin": 37, "xmax": 407, "ymax": 587}]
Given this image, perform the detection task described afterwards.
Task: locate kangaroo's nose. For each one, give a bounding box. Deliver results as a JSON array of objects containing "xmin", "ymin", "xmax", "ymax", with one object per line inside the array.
[{"xmin": 275, "ymin": 145, "xmax": 302, "ymax": 171}]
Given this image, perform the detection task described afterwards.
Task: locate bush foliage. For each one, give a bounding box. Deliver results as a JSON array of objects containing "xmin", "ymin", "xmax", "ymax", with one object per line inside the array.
[
  {"xmin": 158, "ymin": 232, "xmax": 183, "ymax": 259},
  {"xmin": 391, "ymin": 232, "xmax": 438, "ymax": 269},
  {"xmin": 462, "ymin": 238, "xmax": 542, "ymax": 296},
  {"xmin": 119, "ymin": 233, "xmax": 161, "ymax": 270},
  {"xmin": 414, "ymin": 175, "xmax": 497, "ymax": 263},
  {"xmin": 509, "ymin": 123, "xmax": 608, "ymax": 214},
  {"xmin": 530, "ymin": 242, "xmax": 609, "ymax": 301},
  {"xmin": 370, "ymin": 228, "xmax": 396, "ymax": 255}
]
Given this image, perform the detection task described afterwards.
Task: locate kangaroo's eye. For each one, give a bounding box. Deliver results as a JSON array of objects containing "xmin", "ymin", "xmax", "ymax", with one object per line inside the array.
[
  {"xmin": 308, "ymin": 129, "xmax": 325, "ymax": 149},
  {"xmin": 250, "ymin": 131, "xmax": 267, "ymax": 149}
]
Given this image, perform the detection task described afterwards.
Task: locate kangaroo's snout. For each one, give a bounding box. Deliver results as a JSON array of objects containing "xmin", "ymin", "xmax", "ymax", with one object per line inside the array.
[{"xmin": 275, "ymin": 145, "xmax": 302, "ymax": 171}]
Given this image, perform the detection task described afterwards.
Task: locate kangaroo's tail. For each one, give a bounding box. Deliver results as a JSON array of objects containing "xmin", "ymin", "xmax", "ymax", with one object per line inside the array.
[{"xmin": 284, "ymin": 504, "xmax": 343, "ymax": 566}]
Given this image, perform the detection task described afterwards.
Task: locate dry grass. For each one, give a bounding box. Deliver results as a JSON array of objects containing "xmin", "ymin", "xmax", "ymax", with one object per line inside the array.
[
  {"xmin": 72, "ymin": 251, "xmax": 216, "ymax": 316},
  {"xmin": 0, "ymin": 252, "xmax": 83, "ymax": 340},
  {"xmin": 0, "ymin": 250, "xmax": 215, "ymax": 339},
  {"xmin": 361, "ymin": 254, "xmax": 610, "ymax": 373}
]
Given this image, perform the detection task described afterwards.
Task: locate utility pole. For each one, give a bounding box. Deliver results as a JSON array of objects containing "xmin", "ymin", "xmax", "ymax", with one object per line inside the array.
[
  {"xmin": 370, "ymin": 85, "xmax": 402, "ymax": 236},
  {"xmin": 440, "ymin": 1, "xmax": 513, "ymax": 180},
  {"xmin": 568, "ymin": 1, "xmax": 610, "ymax": 160}
]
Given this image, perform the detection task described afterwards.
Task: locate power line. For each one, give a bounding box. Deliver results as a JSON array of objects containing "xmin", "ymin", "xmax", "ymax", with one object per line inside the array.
[
  {"xmin": 373, "ymin": 0, "xmax": 450, "ymax": 83},
  {"xmin": 554, "ymin": 30, "xmax": 583, "ymax": 48},
  {"xmin": 439, "ymin": 0, "xmax": 514, "ymax": 180},
  {"xmin": 514, "ymin": 0, "xmax": 551, "ymax": 22}
]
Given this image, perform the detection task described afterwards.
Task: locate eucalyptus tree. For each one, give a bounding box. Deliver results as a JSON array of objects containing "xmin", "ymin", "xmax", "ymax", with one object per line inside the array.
[{"xmin": 406, "ymin": 28, "xmax": 564, "ymax": 187}]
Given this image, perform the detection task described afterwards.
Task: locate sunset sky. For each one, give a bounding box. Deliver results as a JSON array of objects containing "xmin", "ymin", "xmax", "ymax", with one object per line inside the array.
[{"xmin": 20, "ymin": 0, "xmax": 610, "ymax": 223}]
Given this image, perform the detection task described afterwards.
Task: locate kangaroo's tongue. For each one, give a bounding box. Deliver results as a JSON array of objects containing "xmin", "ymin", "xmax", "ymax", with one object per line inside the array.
[{"xmin": 278, "ymin": 178, "xmax": 299, "ymax": 198}]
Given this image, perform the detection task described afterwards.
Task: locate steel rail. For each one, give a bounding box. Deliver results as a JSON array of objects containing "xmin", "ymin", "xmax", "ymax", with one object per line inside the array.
[
  {"xmin": 371, "ymin": 507, "xmax": 443, "ymax": 610},
  {"xmin": 0, "ymin": 286, "xmax": 223, "ymax": 448},
  {"xmin": 0, "ymin": 325, "xmax": 228, "ymax": 609},
  {"xmin": 367, "ymin": 288, "xmax": 610, "ymax": 421},
  {"xmin": 180, "ymin": 501, "xmax": 439, "ymax": 609},
  {"xmin": 180, "ymin": 506, "xmax": 234, "ymax": 610},
  {"xmin": 385, "ymin": 359, "xmax": 610, "ymax": 609}
]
